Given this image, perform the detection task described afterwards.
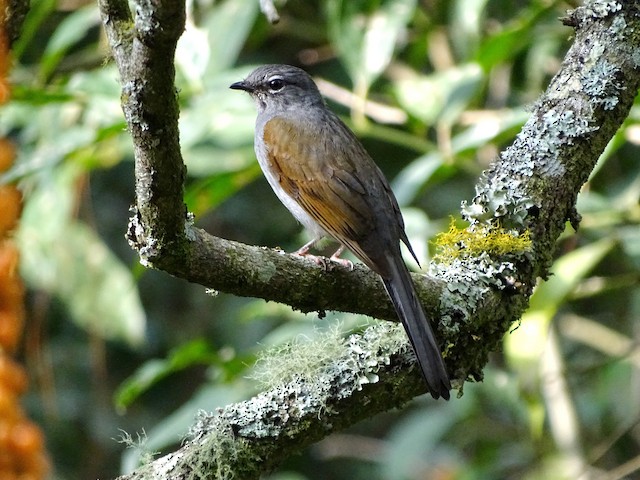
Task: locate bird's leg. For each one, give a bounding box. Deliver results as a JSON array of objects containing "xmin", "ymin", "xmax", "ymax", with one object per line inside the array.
[
  {"xmin": 292, "ymin": 239, "xmax": 352, "ymax": 271},
  {"xmin": 293, "ymin": 238, "xmax": 317, "ymax": 257},
  {"xmin": 293, "ymin": 237, "xmax": 330, "ymax": 268},
  {"xmin": 329, "ymin": 245, "xmax": 354, "ymax": 271}
]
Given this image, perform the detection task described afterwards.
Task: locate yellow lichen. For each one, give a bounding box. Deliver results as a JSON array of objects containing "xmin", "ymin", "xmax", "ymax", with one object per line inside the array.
[{"xmin": 433, "ymin": 218, "xmax": 532, "ymax": 264}]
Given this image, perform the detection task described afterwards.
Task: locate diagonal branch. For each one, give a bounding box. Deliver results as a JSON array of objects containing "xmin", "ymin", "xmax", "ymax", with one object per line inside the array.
[
  {"xmin": 119, "ymin": 323, "xmax": 428, "ymax": 480},
  {"xmin": 98, "ymin": 0, "xmax": 640, "ymax": 478}
]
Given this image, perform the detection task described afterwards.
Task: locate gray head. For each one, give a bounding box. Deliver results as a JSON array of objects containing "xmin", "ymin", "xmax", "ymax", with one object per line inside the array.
[{"xmin": 230, "ymin": 64, "xmax": 324, "ymax": 113}]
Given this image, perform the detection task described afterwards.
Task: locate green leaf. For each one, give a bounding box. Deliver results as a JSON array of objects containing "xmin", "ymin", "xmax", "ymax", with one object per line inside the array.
[
  {"xmin": 185, "ymin": 165, "xmax": 260, "ymax": 215},
  {"xmin": 326, "ymin": 0, "xmax": 417, "ymax": 91},
  {"xmin": 17, "ymin": 165, "xmax": 146, "ymax": 347},
  {"xmin": 180, "ymin": 68, "xmax": 258, "ymax": 150},
  {"xmin": 529, "ymin": 239, "xmax": 616, "ymax": 313},
  {"xmin": 393, "ymin": 63, "xmax": 483, "ymax": 126},
  {"xmin": 40, "ymin": 6, "xmax": 101, "ymax": 80},
  {"xmin": 184, "ymin": 146, "xmax": 255, "ymax": 178},
  {"xmin": 475, "ymin": 23, "xmax": 531, "ymax": 70},
  {"xmin": 391, "ymin": 108, "xmax": 528, "ymax": 206},
  {"xmin": 391, "ymin": 151, "xmax": 448, "ymax": 206},
  {"xmin": 449, "ymin": 108, "xmax": 529, "ymax": 153},
  {"xmin": 201, "ymin": 0, "xmax": 259, "ymax": 77},
  {"xmin": 114, "ymin": 339, "xmax": 221, "ymax": 410},
  {"xmin": 450, "ymin": 0, "xmax": 490, "ymax": 60},
  {"xmin": 1, "ymin": 65, "xmax": 130, "ymax": 184},
  {"xmin": 180, "ymin": 67, "xmax": 264, "ymax": 214},
  {"xmin": 474, "ymin": 3, "xmax": 553, "ymax": 70},
  {"xmin": 10, "ymin": 0, "xmax": 58, "ymax": 60},
  {"xmin": 505, "ymin": 238, "xmax": 616, "ymax": 367},
  {"xmin": 383, "ymin": 405, "xmax": 459, "ymax": 479},
  {"xmin": 10, "ymin": 84, "xmax": 75, "ymax": 104}
]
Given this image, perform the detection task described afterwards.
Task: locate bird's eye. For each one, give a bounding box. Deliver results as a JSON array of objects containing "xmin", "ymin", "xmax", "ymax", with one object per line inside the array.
[{"xmin": 268, "ymin": 78, "xmax": 285, "ymax": 91}]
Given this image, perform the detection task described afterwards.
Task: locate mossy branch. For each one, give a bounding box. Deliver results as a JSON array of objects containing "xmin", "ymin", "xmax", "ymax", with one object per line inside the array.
[
  {"xmin": 119, "ymin": 323, "xmax": 428, "ymax": 480},
  {"xmin": 98, "ymin": 0, "xmax": 640, "ymax": 478}
]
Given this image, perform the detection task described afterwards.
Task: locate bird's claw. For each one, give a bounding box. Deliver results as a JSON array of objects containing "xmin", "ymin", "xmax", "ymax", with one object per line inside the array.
[
  {"xmin": 329, "ymin": 254, "xmax": 353, "ymax": 271},
  {"xmin": 292, "ymin": 245, "xmax": 353, "ymax": 272}
]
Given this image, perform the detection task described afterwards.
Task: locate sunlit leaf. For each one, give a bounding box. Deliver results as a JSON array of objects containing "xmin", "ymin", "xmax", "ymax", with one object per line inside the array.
[
  {"xmin": 450, "ymin": 0, "xmax": 490, "ymax": 60},
  {"xmin": 394, "ymin": 63, "xmax": 483, "ymax": 126},
  {"xmin": 17, "ymin": 165, "xmax": 145, "ymax": 346},
  {"xmin": 176, "ymin": 22, "xmax": 211, "ymax": 88},
  {"xmin": 202, "ymin": 0, "xmax": 259, "ymax": 76},
  {"xmin": 326, "ymin": 0, "xmax": 417, "ymax": 92},
  {"xmin": 181, "ymin": 68, "xmax": 257, "ymax": 151}
]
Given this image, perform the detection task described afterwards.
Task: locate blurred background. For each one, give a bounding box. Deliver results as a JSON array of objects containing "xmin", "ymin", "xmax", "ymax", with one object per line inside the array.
[{"xmin": 1, "ymin": 0, "xmax": 640, "ymax": 478}]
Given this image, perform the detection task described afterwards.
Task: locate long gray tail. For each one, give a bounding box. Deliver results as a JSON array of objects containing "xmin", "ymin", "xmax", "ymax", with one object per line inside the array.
[{"xmin": 381, "ymin": 255, "xmax": 451, "ymax": 400}]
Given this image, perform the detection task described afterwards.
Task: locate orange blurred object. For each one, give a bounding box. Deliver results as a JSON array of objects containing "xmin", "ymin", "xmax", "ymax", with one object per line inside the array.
[
  {"xmin": 0, "ymin": 241, "xmax": 24, "ymax": 304},
  {"xmin": 9, "ymin": 421, "xmax": 45, "ymax": 458},
  {"xmin": 0, "ymin": 356, "xmax": 28, "ymax": 395},
  {"xmin": 0, "ymin": 8, "xmax": 50, "ymax": 479},
  {"xmin": 0, "ymin": 311, "xmax": 22, "ymax": 354},
  {"xmin": 0, "ymin": 242, "xmax": 25, "ymax": 353},
  {"xmin": 0, "ymin": 186, "xmax": 22, "ymax": 237},
  {"xmin": 0, "ymin": 138, "xmax": 15, "ymax": 172}
]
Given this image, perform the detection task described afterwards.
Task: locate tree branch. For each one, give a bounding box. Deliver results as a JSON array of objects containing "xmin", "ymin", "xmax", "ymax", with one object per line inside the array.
[
  {"xmin": 119, "ymin": 323, "xmax": 428, "ymax": 480},
  {"xmin": 98, "ymin": 0, "xmax": 640, "ymax": 478},
  {"xmin": 99, "ymin": 0, "xmax": 188, "ymax": 270}
]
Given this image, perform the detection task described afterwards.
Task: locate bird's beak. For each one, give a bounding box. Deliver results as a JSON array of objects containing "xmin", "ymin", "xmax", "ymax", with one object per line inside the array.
[{"xmin": 230, "ymin": 80, "xmax": 253, "ymax": 92}]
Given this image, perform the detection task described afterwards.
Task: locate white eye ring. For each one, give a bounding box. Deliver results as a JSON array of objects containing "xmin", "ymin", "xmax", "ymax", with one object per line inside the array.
[{"xmin": 267, "ymin": 77, "xmax": 285, "ymax": 92}]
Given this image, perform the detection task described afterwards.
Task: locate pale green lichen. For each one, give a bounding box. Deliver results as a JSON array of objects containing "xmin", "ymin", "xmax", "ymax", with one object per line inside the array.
[
  {"xmin": 250, "ymin": 322, "xmax": 410, "ymax": 394},
  {"xmin": 461, "ymin": 167, "xmax": 536, "ymax": 228},
  {"xmin": 179, "ymin": 323, "xmax": 413, "ymax": 479},
  {"xmin": 581, "ymin": 57, "xmax": 622, "ymax": 111},
  {"xmin": 430, "ymin": 252, "xmax": 519, "ymax": 330},
  {"xmin": 186, "ymin": 414, "xmax": 241, "ymax": 480},
  {"xmin": 251, "ymin": 324, "xmax": 351, "ymax": 390},
  {"xmin": 116, "ymin": 429, "xmax": 159, "ymax": 465},
  {"xmin": 581, "ymin": 0, "xmax": 621, "ymax": 19},
  {"xmin": 609, "ymin": 14, "xmax": 627, "ymax": 40}
]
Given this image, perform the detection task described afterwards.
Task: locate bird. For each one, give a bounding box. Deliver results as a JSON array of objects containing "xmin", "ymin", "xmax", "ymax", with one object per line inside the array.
[{"xmin": 230, "ymin": 64, "xmax": 451, "ymax": 400}]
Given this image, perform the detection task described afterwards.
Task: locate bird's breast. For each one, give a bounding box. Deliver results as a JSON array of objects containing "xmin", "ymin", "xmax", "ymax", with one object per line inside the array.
[{"xmin": 254, "ymin": 116, "xmax": 327, "ymax": 236}]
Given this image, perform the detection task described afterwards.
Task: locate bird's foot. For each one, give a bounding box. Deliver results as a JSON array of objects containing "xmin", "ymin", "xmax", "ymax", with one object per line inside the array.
[
  {"xmin": 293, "ymin": 239, "xmax": 330, "ymax": 269},
  {"xmin": 293, "ymin": 238, "xmax": 316, "ymax": 256},
  {"xmin": 292, "ymin": 243, "xmax": 353, "ymax": 271},
  {"xmin": 329, "ymin": 246, "xmax": 353, "ymax": 271}
]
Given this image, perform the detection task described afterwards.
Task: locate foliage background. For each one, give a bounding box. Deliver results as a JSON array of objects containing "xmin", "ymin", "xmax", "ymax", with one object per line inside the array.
[{"xmin": 2, "ymin": 0, "xmax": 639, "ymax": 478}]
